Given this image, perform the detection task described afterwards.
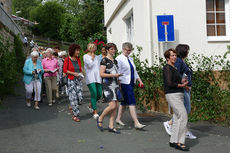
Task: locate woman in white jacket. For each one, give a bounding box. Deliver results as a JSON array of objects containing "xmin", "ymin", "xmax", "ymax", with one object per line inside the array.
[{"xmin": 115, "ymin": 42, "xmax": 146, "ymax": 129}]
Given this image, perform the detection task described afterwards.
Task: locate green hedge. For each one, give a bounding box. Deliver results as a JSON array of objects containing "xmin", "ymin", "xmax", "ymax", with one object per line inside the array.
[{"xmin": 132, "ymin": 46, "xmax": 230, "ymax": 126}]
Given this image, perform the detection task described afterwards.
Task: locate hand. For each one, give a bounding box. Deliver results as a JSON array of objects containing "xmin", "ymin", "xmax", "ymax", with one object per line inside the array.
[
  {"xmin": 182, "ymin": 79, "xmax": 187, "ymax": 83},
  {"xmin": 73, "ymin": 72, "xmax": 79, "ymax": 77},
  {"xmin": 32, "ymin": 71, "xmax": 35, "ymax": 75},
  {"xmin": 63, "ymin": 73, "xmax": 67, "ymax": 77},
  {"xmin": 113, "ymin": 73, "xmax": 122, "ymax": 77},
  {"xmin": 185, "ymin": 86, "xmax": 191, "ymax": 91},
  {"xmin": 183, "ymin": 81, "xmax": 189, "ymax": 87},
  {"xmin": 37, "ymin": 69, "xmax": 41, "ymax": 73},
  {"xmin": 91, "ymin": 54, "xmax": 95, "ymax": 61},
  {"xmin": 139, "ymin": 81, "xmax": 144, "ymax": 88}
]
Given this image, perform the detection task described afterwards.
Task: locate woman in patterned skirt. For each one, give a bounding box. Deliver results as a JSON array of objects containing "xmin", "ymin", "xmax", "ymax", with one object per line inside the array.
[
  {"xmin": 97, "ymin": 43, "xmax": 123, "ymax": 134},
  {"xmin": 63, "ymin": 44, "xmax": 83, "ymax": 122}
]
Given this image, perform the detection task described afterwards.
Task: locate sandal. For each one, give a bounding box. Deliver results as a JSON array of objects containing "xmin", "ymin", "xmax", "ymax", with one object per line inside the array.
[
  {"xmin": 175, "ymin": 143, "xmax": 190, "ymax": 151},
  {"xmin": 72, "ymin": 116, "xmax": 80, "ymax": 122},
  {"xmin": 96, "ymin": 118, "xmax": 104, "ymax": 131},
  {"xmin": 108, "ymin": 128, "xmax": 121, "ymax": 134}
]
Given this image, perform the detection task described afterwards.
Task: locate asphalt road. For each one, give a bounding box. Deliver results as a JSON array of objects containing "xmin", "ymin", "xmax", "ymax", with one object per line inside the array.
[{"xmin": 0, "ymin": 81, "xmax": 230, "ymax": 153}]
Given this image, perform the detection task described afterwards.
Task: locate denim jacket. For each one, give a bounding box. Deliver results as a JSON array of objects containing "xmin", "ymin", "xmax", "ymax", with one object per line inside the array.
[
  {"xmin": 23, "ymin": 58, "xmax": 44, "ymax": 84},
  {"xmin": 174, "ymin": 58, "xmax": 193, "ymax": 87}
]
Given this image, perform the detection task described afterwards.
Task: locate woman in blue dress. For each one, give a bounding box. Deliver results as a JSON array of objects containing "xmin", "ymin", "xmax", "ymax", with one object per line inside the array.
[{"xmin": 115, "ymin": 42, "xmax": 146, "ymax": 129}]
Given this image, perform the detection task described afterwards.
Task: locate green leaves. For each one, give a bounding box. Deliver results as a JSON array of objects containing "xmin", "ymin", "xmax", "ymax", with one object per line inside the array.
[
  {"xmin": 133, "ymin": 46, "xmax": 230, "ymax": 126},
  {"xmin": 59, "ymin": 0, "xmax": 105, "ymax": 44},
  {"xmin": 12, "ymin": 0, "xmax": 42, "ymax": 19},
  {"xmin": 30, "ymin": 1, "xmax": 66, "ymax": 39},
  {"xmin": 0, "ymin": 34, "xmax": 25, "ymax": 100}
]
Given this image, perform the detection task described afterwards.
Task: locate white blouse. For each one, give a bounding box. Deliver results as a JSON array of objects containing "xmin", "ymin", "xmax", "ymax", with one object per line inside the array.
[
  {"xmin": 83, "ymin": 54, "xmax": 102, "ymax": 85},
  {"xmin": 116, "ymin": 54, "xmax": 140, "ymax": 85}
]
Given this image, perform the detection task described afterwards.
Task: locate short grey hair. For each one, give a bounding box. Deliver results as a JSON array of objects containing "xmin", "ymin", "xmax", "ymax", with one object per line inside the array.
[
  {"xmin": 46, "ymin": 48, "xmax": 53, "ymax": 53},
  {"xmin": 122, "ymin": 42, "xmax": 133, "ymax": 50},
  {"xmin": 31, "ymin": 47, "xmax": 38, "ymax": 52},
  {"xmin": 31, "ymin": 51, "xmax": 39, "ymax": 57}
]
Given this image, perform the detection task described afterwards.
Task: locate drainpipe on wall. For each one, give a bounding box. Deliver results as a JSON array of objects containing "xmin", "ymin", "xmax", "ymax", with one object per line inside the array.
[{"xmin": 147, "ymin": 0, "xmax": 154, "ymax": 66}]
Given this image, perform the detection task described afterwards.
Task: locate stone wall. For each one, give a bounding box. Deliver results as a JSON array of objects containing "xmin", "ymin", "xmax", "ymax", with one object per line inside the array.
[
  {"xmin": 0, "ymin": 4, "xmax": 22, "ymax": 38},
  {"xmin": 0, "ymin": 22, "xmax": 14, "ymax": 52},
  {"xmin": 0, "ymin": 0, "xmax": 12, "ymax": 14}
]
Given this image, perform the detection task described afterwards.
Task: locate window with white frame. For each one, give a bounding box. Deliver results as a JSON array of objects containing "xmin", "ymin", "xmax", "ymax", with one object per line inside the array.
[
  {"xmin": 206, "ymin": 0, "xmax": 229, "ymax": 39},
  {"xmin": 126, "ymin": 13, "xmax": 134, "ymax": 43}
]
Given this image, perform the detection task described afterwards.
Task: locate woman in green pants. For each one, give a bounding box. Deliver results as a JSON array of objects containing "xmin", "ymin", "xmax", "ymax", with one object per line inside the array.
[{"xmin": 83, "ymin": 42, "xmax": 102, "ymax": 119}]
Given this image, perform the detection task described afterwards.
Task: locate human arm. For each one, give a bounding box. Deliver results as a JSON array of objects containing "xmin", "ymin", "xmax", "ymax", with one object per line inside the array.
[
  {"xmin": 163, "ymin": 65, "xmax": 187, "ymax": 88},
  {"xmin": 84, "ymin": 55, "xmax": 95, "ymax": 69},
  {"xmin": 23, "ymin": 60, "xmax": 33, "ymax": 75}
]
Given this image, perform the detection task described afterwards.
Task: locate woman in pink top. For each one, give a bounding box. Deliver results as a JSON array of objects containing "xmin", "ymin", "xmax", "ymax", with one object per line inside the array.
[{"xmin": 42, "ymin": 48, "xmax": 59, "ymax": 106}]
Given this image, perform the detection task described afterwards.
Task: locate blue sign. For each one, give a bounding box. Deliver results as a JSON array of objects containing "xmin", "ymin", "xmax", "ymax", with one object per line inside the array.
[{"xmin": 157, "ymin": 15, "xmax": 175, "ymax": 42}]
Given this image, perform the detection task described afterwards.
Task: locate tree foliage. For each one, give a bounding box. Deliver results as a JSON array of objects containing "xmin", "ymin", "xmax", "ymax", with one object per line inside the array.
[
  {"xmin": 12, "ymin": 0, "xmax": 42, "ymax": 19},
  {"xmin": 30, "ymin": 1, "xmax": 66, "ymax": 39},
  {"xmin": 13, "ymin": 0, "xmax": 105, "ymax": 44}
]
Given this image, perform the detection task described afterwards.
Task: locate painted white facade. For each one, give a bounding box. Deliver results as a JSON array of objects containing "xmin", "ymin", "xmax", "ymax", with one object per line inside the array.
[{"xmin": 104, "ymin": 0, "xmax": 230, "ymax": 65}]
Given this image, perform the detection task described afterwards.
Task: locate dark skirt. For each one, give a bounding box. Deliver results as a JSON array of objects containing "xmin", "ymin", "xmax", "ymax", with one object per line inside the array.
[{"xmin": 120, "ymin": 83, "xmax": 136, "ymax": 106}]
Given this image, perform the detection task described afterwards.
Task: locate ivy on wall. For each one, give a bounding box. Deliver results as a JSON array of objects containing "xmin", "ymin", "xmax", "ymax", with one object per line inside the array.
[
  {"xmin": 0, "ymin": 33, "xmax": 25, "ymax": 104},
  {"xmin": 132, "ymin": 46, "xmax": 230, "ymax": 126}
]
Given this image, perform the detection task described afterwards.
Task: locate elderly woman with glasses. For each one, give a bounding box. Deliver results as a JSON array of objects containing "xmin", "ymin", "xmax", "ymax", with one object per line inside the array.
[
  {"xmin": 115, "ymin": 42, "xmax": 146, "ymax": 129},
  {"xmin": 23, "ymin": 51, "xmax": 44, "ymax": 110},
  {"xmin": 42, "ymin": 48, "xmax": 59, "ymax": 106}
]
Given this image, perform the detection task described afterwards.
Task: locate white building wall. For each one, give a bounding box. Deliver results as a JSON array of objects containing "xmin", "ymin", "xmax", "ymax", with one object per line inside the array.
[
  {"xmin": 151, "ymin": 0, "xmax": 230, "ymax": 60},
  {"xmin": 104, "ymin": 0, "xmax": 230, "ymax": 65}
]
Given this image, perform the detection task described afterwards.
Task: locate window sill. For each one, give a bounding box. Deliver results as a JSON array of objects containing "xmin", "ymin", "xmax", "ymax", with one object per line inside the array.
[{"xmin": 207, "ymin": 36, "xmax": 230, "ymax": 42}]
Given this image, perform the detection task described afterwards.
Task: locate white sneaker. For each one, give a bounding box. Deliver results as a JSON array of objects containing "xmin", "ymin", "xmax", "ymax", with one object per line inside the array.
[
  {"xmin": 87, "ymin": 106, "xmax": 94, "ymax": 113},
  {"xmin": 93, "ymin": 114, "xmax": 99, "ymax": 120},
  {"xmin": 48, "ymin": 103, "xmax": 52, "ymax": 107},
  {"xmin": 52, "ymin": 100, "xmax": 56, "ymax": 104},
  {"xmin": 116, "ymin": 120, "xmax": 125, "ymax": 126},
  {"xmin": 186, "ymin": 131, "xmax": 197, "ymax": 139},
  {"xmin": 135, "ymin": 123, "xmax": 146, "ymax": 129},
  {"xmin": 163, "ymin": 121, "xmax": 172, "ymax": 135},
  {"xmin": 61, "ymin": 91, "xmax": 64, "ymax": 95},
  {"xmin": 34, "ymin": 106, "xmax": 40, "ymax": 110},
  {"xmin": 26, "ymin": 102, "xmax": 31, "ymax": 107}
]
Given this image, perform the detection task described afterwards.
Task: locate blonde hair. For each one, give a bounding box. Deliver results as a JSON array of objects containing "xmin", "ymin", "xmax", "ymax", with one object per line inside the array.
[{"xmin": 87, "ymin": 42, "xmax": 97, "ymax": 52}]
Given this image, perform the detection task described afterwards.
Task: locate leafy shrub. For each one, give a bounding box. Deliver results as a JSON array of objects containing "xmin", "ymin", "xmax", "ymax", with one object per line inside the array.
[
  {"xmin": 132, "ymin": 46, "xmax": 230, "ymax": 126},
  {"xmin": 0, "ymin": 34, "xmax": 25, "ymax": 103}
]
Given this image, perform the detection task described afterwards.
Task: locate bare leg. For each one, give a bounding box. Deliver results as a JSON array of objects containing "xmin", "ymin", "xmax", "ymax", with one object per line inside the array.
[
  {"xmin": 98, "ymin": 101, "xmax": 117, "ymax": 126},
  {"xmin": 168, "ymin": 119, "xmax": 173, "ymax": 125},
  {"xmin": 93, "ymin": 110, "xmax": 98, "ymax": 115},
  {"xmin": 109, "ymin": 102, "xmax": 119, "ymax": 128},
  {"xmin": 34, "ymin": 101, "xmax": 38, "ymax": 107},
  {"xmin": 129, "ymin": 105, "xmax": 140, "ymax": 125},
  {"xmin": 116, "ymin": 105, "xmax": 126, "ymax": 122},
  {"xmin": 26, "ymin": 99, "xmax": 30, "ymax": 104}
]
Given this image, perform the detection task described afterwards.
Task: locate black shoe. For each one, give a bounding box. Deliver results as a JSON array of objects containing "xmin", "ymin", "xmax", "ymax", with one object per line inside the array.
[
  {"xmin": 169, "ymin": 142, "xmax": 177, "ymax": 148},
  {"xmin": 96, "ymin": 118, "xmax": 104, "ymax": 131},
  {"xmin": 175, "ymin": 144, "xmax": 190, "ymax": 151},
  {"xmin": 108, "ymin": 128, "xmax": 121, "ymax": 134}
]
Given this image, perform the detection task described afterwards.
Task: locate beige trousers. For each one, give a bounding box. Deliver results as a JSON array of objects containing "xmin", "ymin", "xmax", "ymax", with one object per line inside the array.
[
  {"xmin": 44, "ymin": 76, "xmax": 57, "ymax": 104},
  {"xmin": 166, "ymin": 92, "xmax": 188, "ymax": 144}
]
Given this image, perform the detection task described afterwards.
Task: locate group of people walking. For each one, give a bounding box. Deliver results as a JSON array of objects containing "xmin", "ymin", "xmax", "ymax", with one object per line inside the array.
[{"xmin": 23, "ymin": 41, "xmax": 195, "ymax": 151}]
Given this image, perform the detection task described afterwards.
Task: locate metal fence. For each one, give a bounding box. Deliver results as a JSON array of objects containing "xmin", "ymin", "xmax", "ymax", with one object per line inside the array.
[{"xmin": 28, "ymin": 35, "xmax": 73, "ymax": 50}]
